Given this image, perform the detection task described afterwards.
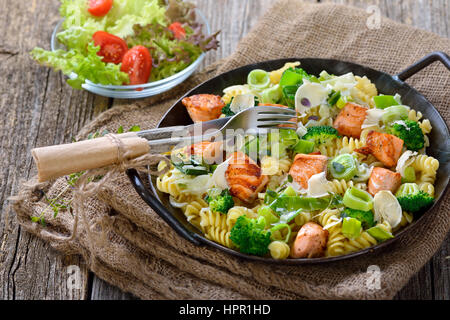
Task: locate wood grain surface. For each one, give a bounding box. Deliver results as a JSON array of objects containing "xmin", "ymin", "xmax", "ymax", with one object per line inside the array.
[{"xmin": 0, "ymin": 0, "xmax": 448, "ymax": 300}]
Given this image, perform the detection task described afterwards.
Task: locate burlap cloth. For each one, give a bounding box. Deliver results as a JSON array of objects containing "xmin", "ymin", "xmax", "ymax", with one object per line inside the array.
[{"xmin": 12, "ymin": 0, "xmax": 450, "ymax": 300}]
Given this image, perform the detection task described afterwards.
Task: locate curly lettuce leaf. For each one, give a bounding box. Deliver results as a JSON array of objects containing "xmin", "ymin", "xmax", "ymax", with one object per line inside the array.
[
  {"xmin": 31, "ymin": 43, "xmax": 129, "ymax": 89},
  {"xmin": 56, "ymin": 25, "xmax": 98, "ymax": 53},
  {"xmin": 126, "ymin": 22, "xmax": 218, "ymax": 81},
  {"xmin": 59, "ymin": 0, "xmax": 168, "ymax": 39},
  {"xmin": 107, "ymin": 0, "xmax": 168, "ymax": 38}
]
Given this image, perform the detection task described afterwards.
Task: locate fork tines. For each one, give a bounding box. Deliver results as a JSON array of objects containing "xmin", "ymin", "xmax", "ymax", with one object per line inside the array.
[{"xmin": 256, "ymin": 106, "xmax": 298, "ymax": 129}]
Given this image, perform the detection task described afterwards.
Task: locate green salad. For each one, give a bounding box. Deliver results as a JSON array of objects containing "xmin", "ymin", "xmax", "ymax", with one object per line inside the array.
[{"xmin": 31, "ymin": 0, "xmax": 219, "ymax": 89}]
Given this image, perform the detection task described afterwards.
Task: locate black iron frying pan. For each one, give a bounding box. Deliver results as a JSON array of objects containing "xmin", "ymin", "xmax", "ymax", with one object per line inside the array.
[{"xmin": 127, "ymin": 51, "xmax": 450, "ymax": 264}]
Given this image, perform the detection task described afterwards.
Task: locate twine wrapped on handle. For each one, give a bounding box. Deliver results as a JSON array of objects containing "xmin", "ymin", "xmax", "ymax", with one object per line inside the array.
[
  {"xmin": 11, "ymin": 133, "xmax": 171, "ymax": 247},
  {"xmin": 31, "ymin": 132, "xmax": 156, "ymax": 182}
]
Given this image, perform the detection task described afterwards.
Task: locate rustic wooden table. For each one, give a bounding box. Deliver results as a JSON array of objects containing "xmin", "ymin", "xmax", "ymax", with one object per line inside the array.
[{"xmin": 0, "ymin": 0, "xmax": 448, "ymax": 300}]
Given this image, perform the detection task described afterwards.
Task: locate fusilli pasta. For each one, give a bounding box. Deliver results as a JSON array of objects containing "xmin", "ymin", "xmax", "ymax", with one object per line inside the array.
[
  {"xmin": 351, "ymin": 76, "xmax": 378, "ymax": 107},
  {"xmin": 343, "ymin": 231, "xmax": 377, "ymax": 254},
  {"xmin": 411, "ymin": 155, "xmax": 439, "ymax": 184},
  {"xmin": 181, "ymin": 198, "xmax": 209, "ymax": 229},
  {"xmin": 316, "ymin": 209, "xmax": 346, "ymax": 257},
  {"xmin": 260, "ymin": 156, "xmax": 292, "ymax": 176},
  {"xmin": 419, "ymin": 182, "xmax": 435, "ymax": 197},
  {"xmin": 268, "ymin": 241, "xmax": 291, "ymax": 259}
]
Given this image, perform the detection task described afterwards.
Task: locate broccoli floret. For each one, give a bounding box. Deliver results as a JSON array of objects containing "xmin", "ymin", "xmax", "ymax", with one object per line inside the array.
[
  {"xmin": 341, "ymin": 208, "xmax": 375, "ymax": 229},
  {"xmin": 205, "ymin": 188, "xmax": 234, "ymax": 214},
  {"xmin": 230, "ymin": 216, "xmax": 271, "ymax": 256},
  {"xmin": 388, "ymin": 120, "xmax": 425, "ymax": 151},
  {"xmin": 395, "ymin": 183, "xmax": 434, "ymax": 213},
  {"xmin": 302, "ymin": 126, "xmax": 340, "ymax": 146}
]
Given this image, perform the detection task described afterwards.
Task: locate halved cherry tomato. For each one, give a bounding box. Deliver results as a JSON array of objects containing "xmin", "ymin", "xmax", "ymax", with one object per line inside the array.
[
  {"xmin": 168, "ymin": 22, "xmax": 186, "ymax": 40},
  {"xmin": 92, "ymin": 31, "xmax": 128, "ymax": 64},
  {"xmin": 88, "ymin": 0, "xmax": 113, "ymax": 17},
  {"xmin": 120, "ymin": 46, "xmax": 152, "ymax": 85}
]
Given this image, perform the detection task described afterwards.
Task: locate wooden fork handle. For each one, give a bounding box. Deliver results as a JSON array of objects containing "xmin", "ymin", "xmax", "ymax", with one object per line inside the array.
[{"xmin": 32, "ymin": 133, "xmax": 150, "ymax": 182}]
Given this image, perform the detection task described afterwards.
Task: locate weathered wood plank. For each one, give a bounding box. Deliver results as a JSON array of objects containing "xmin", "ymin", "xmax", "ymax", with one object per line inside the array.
[
  {"xmin": 0, "ymin": 0, "xmax": 106, "ymax": 299},
  {"xmin": 320, "ymin": 0, "xmax": 449, "ymax": 39},
  {"xmin": 432, "ymin": 233, "xmax": 450, "ymax": 300},
  {"xmin": 90, "ymin": 277, "xmax": 138, "ymax": 300}
]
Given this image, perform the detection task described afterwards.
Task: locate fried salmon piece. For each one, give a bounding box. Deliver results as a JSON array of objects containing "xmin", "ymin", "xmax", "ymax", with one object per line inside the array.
[
  {"xmin": 182, "ymin": 94, "xmax": 225, "ymax": 122},
  {"xmin": 356, "ymin": 131, "xmax": 404, "ymax": 167},
  {"xmin": 225, "ymin": 151, "xmax": 268, "ymax": 203},
  {"xmin": 333, "ymin": 103, "xmax": 367, "ymax": 138},
  {"xmin": 184, "ymin": 141, "xmax": 224, "ymax": 164},
  {"xmin": 288, "ymin": 154, "xmax": 328, "ymax": 189},
  {"xmin": 368, "ymin": 167, "xmax": 402, "ymax": 196},
  {"xmin": 291, "ymin": 222, "xmax": 328, "ymax": 258}
]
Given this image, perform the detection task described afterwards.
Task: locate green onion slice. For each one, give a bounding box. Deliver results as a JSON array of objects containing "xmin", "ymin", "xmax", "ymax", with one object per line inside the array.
[{"xmin": 343, "ymin": 187, "xmax": 374, "ymax": 211}]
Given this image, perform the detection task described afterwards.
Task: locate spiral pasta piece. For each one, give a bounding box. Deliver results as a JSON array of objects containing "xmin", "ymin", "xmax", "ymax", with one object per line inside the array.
[
  {"xmin": 351, "ymin": 76, "xmax": 378, "ymax": 107},
  {"xmin": 411, "ymin": 155, "xmax": 439, "ymax": 184},
  {"xmin": 181, "ymin": 198, "xmax": 209, "ymax": 229},
  {"xmin": 315, "ymin": 143, "xmax": 339, "ymax": 157},
  {"xmin": 278, "ymin": 157, "xmax": 293, "ymax": 175},
  {"xmin": 355, "ymin": 153, "xmax": 384, "ymax": 168},
  {"xmin": 419, "ymin": 182, "xmax": 435, "ymax": 197},
  {"xmin": 376, "ymin": 220, "xmax": 393, "ymax": 233},
  {"xmin": 326, "ymin": 179, "xmax": 355, "ymax": 195},
  {"xmin": 336, "ymin": 136, "xmax": 365, "ymax": 154},
  {"xmin": 326, "ymin": 224, "xmax": 346, "ymax": 257},
  {"xmin": 419, "ymin": 119, "xmax": 432, "ymax": 135},
  {"xmin": 199, "ymin": 208, "xmax": 228, "ymax": 232},
  {"xmin": 294, "ymin": 211, "xmax": 312, "ymax": 227},
  {"xmin": 268, "ymin": 241, "xmax": 291, "ymax": 259},
  {"xmin": 156, "ymin": 170, "xmax": 181, "ymax": 198},
  {"xmin": 343, "ymin": 231, "xmax": 377, "ymax": 253},
  {"xmin": 316, "ymin": 209, "xmax": 345, "ymax": 257},
  {"xmin": 226, "ymin": 206, "xmax": 257, "ymax": 229},
  {"xmin": 204, "ymin": 226, "xmax": 233, "ymax": 248},
  {"xmin": 408, "ymin": 109, "xmax": 423, "ymax": 122},
  {"xmin": 260, "ymin": 156, "xmax": 292, "ymax": 176},
  {"xmin": 313, "ymin": 135, "xmax": 365, "ymax": 158}
]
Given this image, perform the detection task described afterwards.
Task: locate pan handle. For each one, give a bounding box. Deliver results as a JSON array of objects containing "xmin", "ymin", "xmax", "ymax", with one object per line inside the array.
[
  {"xmin": 126, "ymin": 169, "xmax": 203, "ymax": 246},
  {"xmin": 396, "ymin": 51, "xmax": 450, "ymax": 82}
]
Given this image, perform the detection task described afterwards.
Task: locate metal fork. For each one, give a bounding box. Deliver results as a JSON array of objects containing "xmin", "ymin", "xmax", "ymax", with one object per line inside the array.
[{"xmin": 146, "ymin": 106, "xmax": 297, "ymax": 153}]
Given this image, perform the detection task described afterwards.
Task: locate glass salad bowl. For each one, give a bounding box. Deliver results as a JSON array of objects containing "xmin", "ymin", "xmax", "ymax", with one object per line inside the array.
[{"xmin": 50, "ymin": 9, "xmax": 211, "ymax": 99}]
